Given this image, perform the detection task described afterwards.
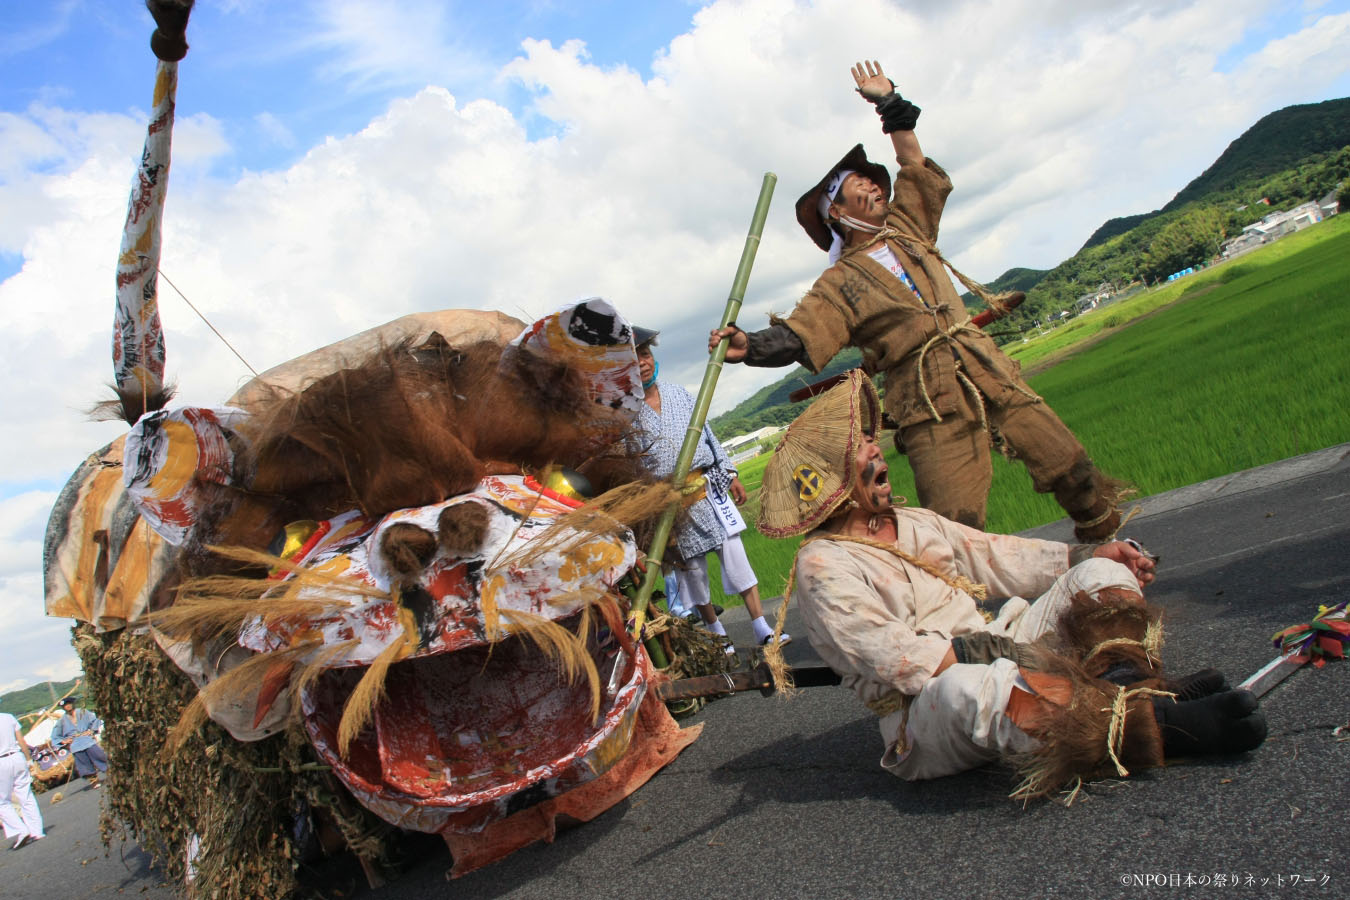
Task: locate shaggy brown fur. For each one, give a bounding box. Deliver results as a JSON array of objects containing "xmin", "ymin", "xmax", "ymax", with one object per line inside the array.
[
  {"xmin": 234, "ymin": 335, "xmax": 641, "ymax": 525},
  {"xmin": 1053, "ymin": 589, "xmax": 1163, "ymax": 680},
  {"xmin": 91, "ymin": 385, "xmax": 177, "ymax": 427},
  {"xmin": 1010, "ymin": 649, "xmax": 1167, "ymax": 802},
  {"xmin": 167, "ymin": 332, "xmax": 655, "ymax": 576},
  {"xmin": 437, "ymin": 503, "xmax": 491, "ymax": 556},
  {"xmin": 380, "ymin": 523, "xmax": 439, "ymax": 581}
]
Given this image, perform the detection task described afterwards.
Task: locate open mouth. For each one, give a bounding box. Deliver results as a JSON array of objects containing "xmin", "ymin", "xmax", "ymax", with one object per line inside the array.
[
  {"xmin": 873, "ymin": 464, "xmax": 890, "ymax": 488},
  {"xmin": 302, "ymin": 613, "xmax": 646, "ymax": 834}
]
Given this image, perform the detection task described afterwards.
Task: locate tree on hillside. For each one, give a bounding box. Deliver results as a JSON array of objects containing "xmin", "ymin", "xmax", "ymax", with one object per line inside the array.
[{"xmin": 1140, "ymin": 207, "xmax": 1228, "ymax": 281}]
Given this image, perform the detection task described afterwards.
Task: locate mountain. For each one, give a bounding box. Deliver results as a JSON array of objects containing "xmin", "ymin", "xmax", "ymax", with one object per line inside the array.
[
  {"xmin": 960, "ymin": 266, "xmax": 1051, "ymax": 309},
  {"xmin": 0, "ymin": 678, "xmax": 81, "ymax": 717},
  {"xmin": 709, "ymin": 347, "xmax": 863, "ymax": 440},
  {"xmin": 1080, "ymin": 97, "xmax": 1350, "ymax": 251}
]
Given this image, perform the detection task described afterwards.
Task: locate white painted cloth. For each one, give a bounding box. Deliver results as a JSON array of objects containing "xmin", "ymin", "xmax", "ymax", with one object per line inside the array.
[{"xmin": 791, "ymin": 507, "xmax": 1138, "ymax": 780}]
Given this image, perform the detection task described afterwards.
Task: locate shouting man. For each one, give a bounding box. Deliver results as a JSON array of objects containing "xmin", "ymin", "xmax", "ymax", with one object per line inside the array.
[
  {"xmin": 756, "ymin": 371, "xmax": 1266, "ymax": 795},
  {"xmin": 714, "ymin": 61, "xmax": 1123, "ymax": 539}
]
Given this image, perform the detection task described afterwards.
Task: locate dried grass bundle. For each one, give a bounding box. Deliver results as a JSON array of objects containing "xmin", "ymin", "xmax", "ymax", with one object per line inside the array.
[{"xmin": 75, "ymin": 625, "xmax": 393, "ymax": 900}]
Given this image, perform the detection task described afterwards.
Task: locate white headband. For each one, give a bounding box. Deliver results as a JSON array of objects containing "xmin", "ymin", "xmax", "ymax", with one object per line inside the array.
[{"xmin": 819, "ymin": 169, "xmax": 856, "ymax": 264}]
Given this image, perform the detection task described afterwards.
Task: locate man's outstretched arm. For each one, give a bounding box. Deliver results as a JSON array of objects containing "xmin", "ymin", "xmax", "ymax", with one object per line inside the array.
[{"xmin": 852, "ymin": 59, "xmax": 923, "ymax": 165}]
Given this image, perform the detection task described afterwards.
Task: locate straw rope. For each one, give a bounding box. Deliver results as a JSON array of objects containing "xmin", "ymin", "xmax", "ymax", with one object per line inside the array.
[
  {"xmin": 763, "ymin": 528, "xmax": 990, "ymax": 696},
  {"xmin": 1102, "ymin": 685, "xmax": 1176, "ymax": 776},
  {"xmin": 1083, "ymin": 617, "xmax": 1164, "ymax": 669},
  {"xmin": 838, "ymin": 220, "xmax": 1039, "ymax": 429},
  {"xmin": 841, "ymin": 223, "xmax": 1019, "ymax": 314},
  {"xmin": 810, "ymin": 533, "xmax": 988, "ymax": 602}
]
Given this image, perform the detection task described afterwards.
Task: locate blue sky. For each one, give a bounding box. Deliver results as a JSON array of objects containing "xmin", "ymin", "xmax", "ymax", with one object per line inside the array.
[{"xmin": 2, "ymin": 0, "xmax": 1349, "ymax": 694}]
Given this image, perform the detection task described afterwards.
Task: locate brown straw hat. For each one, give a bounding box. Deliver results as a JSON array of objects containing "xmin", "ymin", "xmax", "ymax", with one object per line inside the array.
[
  {"xmin": 794, "ymin": 144, "xmax": 893, "ymax": 252},
  {"xmin": 757, "ymin": 369, "xmax": 880, "ymax": 537}
]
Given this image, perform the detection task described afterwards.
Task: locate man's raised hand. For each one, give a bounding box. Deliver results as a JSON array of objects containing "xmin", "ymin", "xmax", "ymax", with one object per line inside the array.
[{"xmin": 851, "ymin": 60, "xmax": 893, "ymax": 102}]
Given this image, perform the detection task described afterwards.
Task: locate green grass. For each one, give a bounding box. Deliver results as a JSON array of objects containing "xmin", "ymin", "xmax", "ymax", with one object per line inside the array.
[
  {"xmin": 706, "ymin": 215, "xmax": 1350, "ymax": 606},
  {"xmin": 1006, "ymin": 214, "xmax": 1350, "ymax": 370}
]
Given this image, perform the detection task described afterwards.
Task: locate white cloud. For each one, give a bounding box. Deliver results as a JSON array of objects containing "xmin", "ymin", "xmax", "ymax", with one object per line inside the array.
[
  {"xmin": 303, "ymin": 0, "xmax": 495, "ymax": 95},
  {"xmin": 2, "ymin": 0, "xmax": 1349, "ymax": 685},
  {"xmin": 254, "ymin": 111, "xmax": 297, "ymax": 149},
  {"xmin": 0, "ymin": 492, "xmax": 82, "ymax": 693}
]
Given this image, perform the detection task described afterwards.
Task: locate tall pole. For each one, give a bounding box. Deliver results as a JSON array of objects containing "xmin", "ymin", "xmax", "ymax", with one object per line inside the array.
[{"xmin": 631, "ymin": 173, "xmax": 776, "ymax": 643}]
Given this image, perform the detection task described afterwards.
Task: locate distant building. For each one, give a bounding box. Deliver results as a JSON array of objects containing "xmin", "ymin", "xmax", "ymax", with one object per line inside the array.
[
  {"xmin": 722, "ymin": 425, "xmax": 781, "ymax": 452},
  {"xmin": 1221, "ymin": 201, "xmax": 1323, "ymax": 259},
  {"xmin": 1318, "ymin": 186, "xmax": 1341, "ymax": 218},
  {"xmin": 1075, "ymin": 281, "xmax": 1117, "ymax": 312}
]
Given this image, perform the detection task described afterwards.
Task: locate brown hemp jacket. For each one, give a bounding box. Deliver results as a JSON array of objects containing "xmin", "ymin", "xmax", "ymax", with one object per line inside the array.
[{"xmin": 775, "ymin": 155, "xmax": 1036, "ymax": 430}]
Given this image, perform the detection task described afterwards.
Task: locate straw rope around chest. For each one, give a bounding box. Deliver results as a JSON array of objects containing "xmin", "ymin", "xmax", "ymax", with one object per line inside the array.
[{"xmin": 841, "ymin": 224, "xmax": 1040, "ymax": 426}]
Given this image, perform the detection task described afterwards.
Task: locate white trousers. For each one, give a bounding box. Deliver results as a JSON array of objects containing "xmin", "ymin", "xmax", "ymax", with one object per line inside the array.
[
  {"xmin": 882, "ymin": 558, "xmax": 1139, "ymax": 780},
  {"xmin": 664, "ymin": 533, "xmax": 759, "ymax": 616},
  {"xmin": 0, "ymin": 753, "xmax": 44, "ymax": 840}
]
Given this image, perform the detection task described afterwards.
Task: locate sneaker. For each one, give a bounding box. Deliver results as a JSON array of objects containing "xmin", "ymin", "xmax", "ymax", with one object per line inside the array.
[{"xmin": 759, "ymin": 632, "xmax": 792, "ymax": 647}]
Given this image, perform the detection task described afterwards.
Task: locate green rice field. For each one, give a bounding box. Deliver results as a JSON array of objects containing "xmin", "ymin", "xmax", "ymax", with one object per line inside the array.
[{"xmin": 704, "ymin": 213, "xmax": 1350, "ymax": 607}]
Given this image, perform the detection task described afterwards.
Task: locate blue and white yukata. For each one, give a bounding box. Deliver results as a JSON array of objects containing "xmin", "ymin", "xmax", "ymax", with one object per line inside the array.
[{"xmin": 634, "ymin": 382, "xmax": 757, "ymax": 617}]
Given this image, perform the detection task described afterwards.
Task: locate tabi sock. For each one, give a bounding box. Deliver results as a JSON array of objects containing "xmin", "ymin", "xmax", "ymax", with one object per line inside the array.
[{"xmin": 751, "ymin": 616, "xmax": 774, "ymax": 642}]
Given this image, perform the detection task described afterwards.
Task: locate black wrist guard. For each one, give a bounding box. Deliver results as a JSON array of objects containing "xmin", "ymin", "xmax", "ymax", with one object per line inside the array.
[{"xmin": 875, "ymin": 92, "xmax": 921, "ymax": 133}]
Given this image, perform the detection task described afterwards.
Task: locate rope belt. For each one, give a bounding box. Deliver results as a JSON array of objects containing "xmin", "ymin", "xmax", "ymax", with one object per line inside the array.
[{"xmin": 907, "ymin": 314, "xmax": 1042, "ymax": 426}]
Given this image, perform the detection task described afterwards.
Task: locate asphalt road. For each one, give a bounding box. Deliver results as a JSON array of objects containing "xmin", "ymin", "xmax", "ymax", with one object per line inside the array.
[{"xmin": 4, "ymin": 444, "xmax": 1347, "ymax": 900}]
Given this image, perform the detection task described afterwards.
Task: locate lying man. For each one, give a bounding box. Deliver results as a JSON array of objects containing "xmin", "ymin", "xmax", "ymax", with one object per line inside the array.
[
  {"xmin": 757, "ymin": 371, "xmax": 1266, "ymax": 796},
  {"xmin": 715, "ymin": 60, "xmax": 1124, "ymax": 539}
]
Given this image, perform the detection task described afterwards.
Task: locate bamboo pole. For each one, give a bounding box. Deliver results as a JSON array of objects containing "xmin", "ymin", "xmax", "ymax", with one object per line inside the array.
[{"xmin": 631, "ymin": 173, "xmax": 777, "ymax": 642}]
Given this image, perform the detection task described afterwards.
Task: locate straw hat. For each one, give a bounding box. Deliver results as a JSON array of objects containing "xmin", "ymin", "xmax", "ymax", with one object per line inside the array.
[{"xmin": 757, "ymin": 369, "xmax": 880, "ymax": 537}]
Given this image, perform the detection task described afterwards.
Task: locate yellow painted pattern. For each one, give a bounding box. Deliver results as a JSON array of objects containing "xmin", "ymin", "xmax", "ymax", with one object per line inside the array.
[
  {"xmin": 64, "ymin": 463, "xmax": 126, "ymax": 623},
  {"xmin": 144, "ymin": 419, "xmax": 200, "ymax": 499},
  {"xmin": 558, "ymin": 540, "xmax": 626, "ymax": 583},
  {"xmin": 152, "ymin": 64, "xmax": 174, "ymax": 108},
  {"xmin": 102, "ymin": 517, "xmax": 164, "ymax": 627},
  {"xmin": 589, "ymin": 698, "xmax": 639, "ymax": 773}
]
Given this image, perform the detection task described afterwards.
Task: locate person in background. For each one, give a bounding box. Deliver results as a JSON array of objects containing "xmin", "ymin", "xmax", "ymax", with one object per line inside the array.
[
  {"xmin": 633, "ymin": 326, "xmax": 790, "ymax": 652},
  {"xmin": 51, "ymin": 696, "xmax": 107, "ymax": 790},
  {"xmin": 1, "ymin": 710, "xmax": 45, "ymax": 850}
]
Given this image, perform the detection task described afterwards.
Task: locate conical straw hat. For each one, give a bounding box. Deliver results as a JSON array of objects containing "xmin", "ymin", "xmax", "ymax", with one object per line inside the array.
[{"xmin": 757, "ymin": 370, "xmax": 880, "ymax": 538}]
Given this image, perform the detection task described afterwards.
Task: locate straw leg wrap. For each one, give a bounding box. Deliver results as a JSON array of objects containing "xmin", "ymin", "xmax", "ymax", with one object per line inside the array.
[
  {"xmin": 1052, "ymin": 456, "xmax": 1129, "ymax": 542},
  {"xmin": 1008, "ymin": 654, "xmax": 1167, "ymax": 802},
  {"xmin": 1053, "ymin": 587, "xmax": 1163, "ymax": 683}
]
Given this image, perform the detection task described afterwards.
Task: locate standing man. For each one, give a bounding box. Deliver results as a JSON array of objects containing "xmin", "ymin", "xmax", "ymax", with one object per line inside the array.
[
  {"xmin": 51, "ymin": 696, "xmax": 107, "ymax": 790},
  {"xmin": 713, "ymin": 61, "xmax": 1123, "ymax": 540},
  {"xmin": 633, "ymin": 327, "xmax": 789, "ymax": 651},
  {"xmin": 1, "ymin": 711, "xmax": 45, "ymax": 850}
]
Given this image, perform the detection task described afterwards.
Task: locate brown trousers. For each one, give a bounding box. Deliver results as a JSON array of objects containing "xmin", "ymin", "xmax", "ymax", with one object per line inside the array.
[{"xmin": 898, "ymin": 384, "xmax": 1087, "ymax": 529}]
